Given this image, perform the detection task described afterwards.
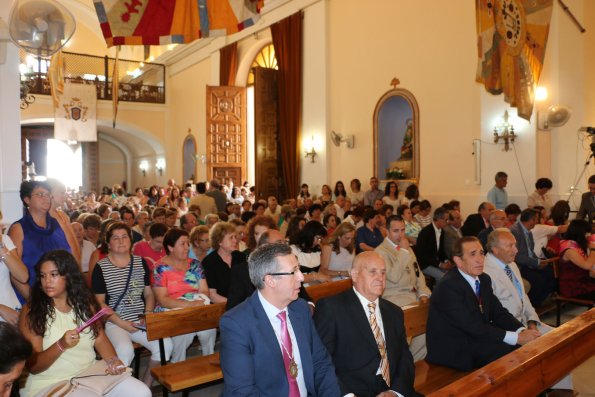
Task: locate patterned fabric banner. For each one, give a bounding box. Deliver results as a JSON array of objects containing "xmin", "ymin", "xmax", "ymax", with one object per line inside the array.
[
  {"xmin": 54, "ymin": 83, "xmax": 98, "ymax": 142},
  {"xmin": 476, "ymin": 0, "xmax": 553, "ymax": 120},
  {"xmin": 94, "ymin": 0, "xmax": 263, "ymax": 47}
]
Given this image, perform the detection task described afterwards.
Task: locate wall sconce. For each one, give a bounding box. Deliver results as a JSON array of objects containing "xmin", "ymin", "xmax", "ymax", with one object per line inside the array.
[
  {"xmin": 139, "ymin": 160, "xmax": 148, "ymax": 176},
  {"xmin": 304, "ymin": 136, "xmax": 317, "ymax": 163},
  {"xmin": 156, "ymin": 158, "xmax": 165, "ymax": 176},
  {"xmin": 493, "ymin": 110, "xmax": 516, "ymax": 152}
]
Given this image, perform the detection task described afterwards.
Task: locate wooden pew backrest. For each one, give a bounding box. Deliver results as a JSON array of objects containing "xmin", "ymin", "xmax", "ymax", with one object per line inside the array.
[
  {"xmin": 145, "ymin": 303, "xmax": 226, "ymax": 341},
  {"xmin": 403, "ymin": 302, "xmax": 429, "ymax": 339},
  {"xmin": 305, "ymin": 278, "xmax": 352, "ymax": 304}
]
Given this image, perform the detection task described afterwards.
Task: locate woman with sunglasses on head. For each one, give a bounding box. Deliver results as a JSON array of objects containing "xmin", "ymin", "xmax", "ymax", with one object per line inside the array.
[
  {"xmin": 8, "ymin": 181, "xmax": 75, "ymax": 304},
  {"xmin": 19, "ymin": 250, "xmax": 150, "ymax": 397},
  {"xmin": 91, "ymin": 222, "xmax": 172, "ymax": 387}
]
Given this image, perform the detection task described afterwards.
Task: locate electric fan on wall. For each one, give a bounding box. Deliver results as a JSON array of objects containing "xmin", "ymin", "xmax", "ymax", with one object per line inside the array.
[
  {"xmin": 538, "ymin": 105, "xmax": 572, "ymax": 130},
  {"xmin": 8, "ymin": 0, "xmax": 75, "ymax": 58}
]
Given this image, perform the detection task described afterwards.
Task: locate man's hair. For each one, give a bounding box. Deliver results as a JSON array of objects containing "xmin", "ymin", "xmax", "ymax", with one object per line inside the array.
[
  {"xmin": 180, "ymin": 212, "xmax": 196, "ymax": 229},
  {"xmin": 196, "ymin": 182, "xmax": 207, "ymax": 194},
  {"xmin": 495, "ymin": 171, "xmax": 508, "ymax": 181},
  {"xmin": 152, "ymin": 207, "xmax": 167, "ymax": 220},
  {"xmin": 82, "ymin": 214, "xmax": 101, "ymax": 230},
  {"xmin": 149, "ymin": 222, "xmax": 168, "ymax": 239},
  {"xmin": 119, "ymin": 206, "xmax": 134, "ymax": 219},
  {"xmin": 485, "ymin": 228, "xmax": 513, "ymax": 254},
  {"xmin": 386, "ymin": 215, "xmax": 404, "ymax": 228},
  {"xmin": 433, "ymin": 206, "xmax": 448, "ymax": 221},
  {"xmin": 519, "ymin": 208, "xmax": 539, "ymax": 223},
  {"xmin": 419, "ymin": 200, "xmax": 432, "ymax": 211},
  {"xmin": 0, "ymin": 322, "xmax": 32, "ymax": 374},
  {"xmin": 588, "ymin": 175, "xmax": 595, "ymax": 185},
  {"xmin": 452, "ymin": 236, "xmax": 480, "ymax": 258},
  {"xmin": 135, "ymin": 210, "xmax": 149, "ymax": 221},
  {"xmin": 505, "ymin": 203, "xmax": 522, "ymax": 216},
  {"xmin": 308, "ymin": 204, "xmax": 322, "ymax": 216},
  {"xmin": 478, "ymin": 201, "xmax": 492, "ymax": 212},
  {"xmin": 489, "ymin": 210, "xmax": 505, "ymax": 222},
  {"xmin": 210, "ymin": 179, "xmax": 221, "ymax": 189},
  {"xmin": 248, "ymin": 243, "xmax": 293, "ymax": 289}
]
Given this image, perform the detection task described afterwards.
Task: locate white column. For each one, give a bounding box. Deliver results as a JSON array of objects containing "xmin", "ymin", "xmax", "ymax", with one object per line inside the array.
[{"xmin": 0, "ymin": 0, "xmax": 24, "ymax": 226}]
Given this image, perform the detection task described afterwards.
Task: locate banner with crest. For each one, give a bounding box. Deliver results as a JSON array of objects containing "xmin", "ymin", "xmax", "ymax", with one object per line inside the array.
[
  {"xmin": 476, "ymin": 0, "xmax": 553, "ymax": 120},
  {"xmin": 54, "ymin": 83, "xmax": 98, "ymax": 142},
  {"xmin": 94, "ymin": 0, "xmax": 264, "ymax": 47}
]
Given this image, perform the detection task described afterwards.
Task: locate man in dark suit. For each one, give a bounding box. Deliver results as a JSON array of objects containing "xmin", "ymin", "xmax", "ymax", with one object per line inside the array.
[
  {"xmin": 414, "ymin": 206, "xmax": 453, "ymax": 281},
  {"xmin": 314, "ymin": 251, "xmax": 421, "ymax": 397},
  {"xmin": 477, "ymin": 209, "xmax": 507, "ymax": 249},
  {"xmin": 220, "ymin": 243, "xmax": 340, "ymax": 397},
  {"xmin": 509, "ymin": 208, "xmax": 556, "ymax": 307},
  {"xmin": 576, "ymin": 174, "xmax": 595, "ymax": 226},
  {"xmin": 426, "ymin": 236, "xmax": 540, "ymax": 371},
  {"xmin": 461, "ymin": 202, "xmax": 495, "ymax": 237}
]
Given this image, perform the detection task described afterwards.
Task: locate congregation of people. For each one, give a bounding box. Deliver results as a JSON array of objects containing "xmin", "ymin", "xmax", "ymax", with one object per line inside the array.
[{"xmin": 1, "ymin": 171, "xmax": 595, "ymax": 397}]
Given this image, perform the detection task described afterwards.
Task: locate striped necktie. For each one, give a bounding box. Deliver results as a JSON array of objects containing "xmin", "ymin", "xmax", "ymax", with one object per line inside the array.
[
  {"xmin": 368, "ymin": 302, "xmax": 390, "ymax": 386},
  {"xmin": 504, "ymin": 264, "xmax": 523, "ymax": 299}
]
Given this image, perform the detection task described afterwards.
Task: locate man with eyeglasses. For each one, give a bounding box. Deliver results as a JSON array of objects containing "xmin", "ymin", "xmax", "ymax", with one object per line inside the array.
[
  {"xmin": 314, "ymin": 251, "xmax": 421, "ymax": 397},
  {"xmin": 220, "ymin": 243, "xmax": 340, "ymax": 397},
  {"xmin": 375, "ymin": 215, "xmax": 430, "ymax": 361}
]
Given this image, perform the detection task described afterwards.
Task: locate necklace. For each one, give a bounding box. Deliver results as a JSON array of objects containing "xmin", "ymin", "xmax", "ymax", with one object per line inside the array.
[{"xmin": 274, "ymin": 328, "xmax": 299, "ymax": 378}]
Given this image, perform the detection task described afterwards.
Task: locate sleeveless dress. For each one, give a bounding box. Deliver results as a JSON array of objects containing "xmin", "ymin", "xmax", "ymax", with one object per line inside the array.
[
  {"xmin": 13, "ymin": 211, "xmax": 70, "ymax": 302},
  {"xmin": 558, "ymin": 240, "xmax": 595, "ymax": 298}
]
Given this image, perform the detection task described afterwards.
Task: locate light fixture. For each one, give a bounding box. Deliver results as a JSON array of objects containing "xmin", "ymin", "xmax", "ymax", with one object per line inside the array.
[
  {"xmin": 156, "ymin": 158, "xmax": 165, "ymax": 176},
  {"xmin": 493, "ymin": 110, "xmax": 516, "ymax": 152},
  {"xmin": 535, "ymin": 86, "xmax": 548, "ymax": 101},
  {"xmin": 304, "ymin": 135, "xmax": 317, "ymax": 163},
  {"xmin": 139, "ymin": 160, "xmax": 148, "ymax": 176}
]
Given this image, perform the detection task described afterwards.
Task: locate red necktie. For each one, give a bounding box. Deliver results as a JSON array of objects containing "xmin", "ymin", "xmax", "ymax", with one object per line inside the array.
[{"xmin": 277, "ymin": 311, "xmax": 300, "ymax": 397}]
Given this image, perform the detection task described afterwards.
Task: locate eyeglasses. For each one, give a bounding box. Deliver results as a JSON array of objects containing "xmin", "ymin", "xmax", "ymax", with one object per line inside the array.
[
  {"xmin": 266, "ymin": 267, "xmax": 301, "ymax": 278},
  {"xmin": 32, "ymin": 192, "xmax": 52, "ymax": 199}
]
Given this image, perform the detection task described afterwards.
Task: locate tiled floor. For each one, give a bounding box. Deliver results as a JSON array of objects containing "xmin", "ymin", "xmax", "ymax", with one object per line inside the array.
[{"xmin": 145, "ymin": 305, "xmax": 595, "ymax": 397}]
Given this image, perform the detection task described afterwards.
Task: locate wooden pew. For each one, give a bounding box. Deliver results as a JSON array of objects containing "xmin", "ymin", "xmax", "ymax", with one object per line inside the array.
[
  {"xmin": 145, "ymin": 303, "xmax": 226, "ymax": 397},
  {"xmin": 305, "ymin": 278, "xmax": 352, "ymax": 303},
  {"xmin": 428, "ymin": 308, "xmax": 595, "ymax": 396},
  {"xmin": 402, "ymin": 303, "xmax": 469, "ymax": 396}
]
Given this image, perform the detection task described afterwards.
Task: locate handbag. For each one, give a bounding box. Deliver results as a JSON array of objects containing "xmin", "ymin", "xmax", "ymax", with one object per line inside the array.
[{"xmin": 41, "ymin": 360, "xmax": 132, "ymax": 397}]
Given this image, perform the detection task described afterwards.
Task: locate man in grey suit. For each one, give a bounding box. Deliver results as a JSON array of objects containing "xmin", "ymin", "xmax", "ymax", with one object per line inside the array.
[
  {"xmin": 576, "ymin": 174, "xmax": 595, "ymax": 226},
  {"xmin": 509, "ymin": 208, "xmax": 556, "ymax": 307},
  {"xmin": 484, "ymin": 228, "xmax": 574, "ymax": 393},
  {"xmin": 443, "ymin": 209, "xmax": 463, "ymax": 260},
  {"xmin": 375, "ymin": 215, "xmax": 431, "ymax": 360}
]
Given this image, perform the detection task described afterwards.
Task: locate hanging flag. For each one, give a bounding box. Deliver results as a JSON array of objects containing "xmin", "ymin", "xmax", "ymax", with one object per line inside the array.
[
  {"xmin": 93, "ymin": 0, "xmax": 264, "ymax": 47},
  {"xmin": 476, "ymin": 0, "xmax": 553, "ymax": 120},
  {"xmin": 47, "ymin": 50, "xmax": 65, "ymax": 109},
  {"xmin": 112, "ymin": 47, "xmax": 120, "ymax": 128},
  {"xmin": 54, "ymin": 82, "xmax": 97, "ymax": 142}
]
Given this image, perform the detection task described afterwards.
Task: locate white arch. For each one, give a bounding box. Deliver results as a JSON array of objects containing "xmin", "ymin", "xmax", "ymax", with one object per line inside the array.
[
  {"xmin": 235, "ymin": 38, "xmax": 273, "ymax": 87},
  {"xmin": 99, "ymin": 132, "xmax": 132, "ymax": 188}
]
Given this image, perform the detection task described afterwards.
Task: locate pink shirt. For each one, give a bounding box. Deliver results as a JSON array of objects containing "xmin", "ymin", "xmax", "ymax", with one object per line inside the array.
[{"xmin": 133, "ymin": 241, "xmax": 165, "ymax": 275}]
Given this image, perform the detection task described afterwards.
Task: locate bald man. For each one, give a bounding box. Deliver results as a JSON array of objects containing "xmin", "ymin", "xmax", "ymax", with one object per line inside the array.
[{"xmin": 315, "ymin": 252, "xmax": 421, "ymax": 397}]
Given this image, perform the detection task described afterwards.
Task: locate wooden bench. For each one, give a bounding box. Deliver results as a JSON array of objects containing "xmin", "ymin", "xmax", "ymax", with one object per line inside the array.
[
  {"xmin": 402, "ymin": 303, "xmax": 469, "ymax": 395},
  {"xmin": 145, "ymin": 303, "xmax": 226, "ymax": 397},
  {"xmin": 428, "ymin": 307, "xmax": 595, "ymax": 396},
  {"xmin": 305, "ymin": 278, "xmax": 352, "ymax": 303}
]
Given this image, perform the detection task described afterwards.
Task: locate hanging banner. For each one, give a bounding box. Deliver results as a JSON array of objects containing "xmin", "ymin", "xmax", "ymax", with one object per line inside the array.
[
  {"xmin": 476, "ymin": 0, "xmax": 553, "ymax": 120},
  {"xmin": 93, "ymin": 0, "xmax": 264, "ymax": 47},
  {"xmin": 54, "ymin": 83, "xmax": 98, "ymax": 142}
]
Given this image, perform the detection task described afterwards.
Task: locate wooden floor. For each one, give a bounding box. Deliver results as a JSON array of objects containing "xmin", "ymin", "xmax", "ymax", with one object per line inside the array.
[{"xmin": 145, "ymin": 305, "xmax": 595, "ymax": 397}]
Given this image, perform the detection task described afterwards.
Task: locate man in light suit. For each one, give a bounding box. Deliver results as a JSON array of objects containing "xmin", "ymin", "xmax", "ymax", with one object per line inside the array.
[
  {"xmin": 375, "ymin": 215, "xmax": 430, "ymax": 361},
  {"xmin": 314, "ymin": 251, "xmax": 421, "ymax": 397},
  {"xmin": 220, "ymin": 243, "xmax": 340, "ymax": 397},
  {"xmin": 426, "ymin": 236, "xmax": 540, "ymax": 371},
  {"xmin": 483, "ymin": 228, "xmax": 574, "ymax": 392},
  {"xmin": 188, "ymin": 182, "xmax": 217, "ymax": 221},
  {"xmin": 576, "ymin": 174, "xmax": 595, "ymax": 226}
]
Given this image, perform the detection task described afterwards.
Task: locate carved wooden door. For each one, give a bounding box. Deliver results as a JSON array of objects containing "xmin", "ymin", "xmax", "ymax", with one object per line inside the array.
[
  {"xmin": 206, "ymin": 86, "xmax": 246, "ymax": 185},
  {"xmin": 254, "ymin": 67, "xmax": 286, "ymax": 201}
]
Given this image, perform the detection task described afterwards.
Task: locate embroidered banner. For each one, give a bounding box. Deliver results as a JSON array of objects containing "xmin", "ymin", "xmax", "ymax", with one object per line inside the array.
[
  {"xmin": 94, "ymin": 0, "xmax": 263, "ymax": 47},
  {"xmin": 476, "ymin": 0, "xmax": 553, "ymax": 120},
  {"xmin": 54, "ymin": 83, "xmax": 98, "ymax": 142}
]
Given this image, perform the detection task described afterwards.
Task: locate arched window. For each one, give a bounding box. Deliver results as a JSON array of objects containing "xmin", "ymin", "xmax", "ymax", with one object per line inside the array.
[{"xmin": 247, "ymin": 44, "xmax": 278, "ymax": 86}]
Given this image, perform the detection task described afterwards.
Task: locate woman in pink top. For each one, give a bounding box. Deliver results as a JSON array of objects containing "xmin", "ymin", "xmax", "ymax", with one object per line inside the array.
[{"xmin": 153, "ymin": 228, "xmax": 216, "ymax": 362}]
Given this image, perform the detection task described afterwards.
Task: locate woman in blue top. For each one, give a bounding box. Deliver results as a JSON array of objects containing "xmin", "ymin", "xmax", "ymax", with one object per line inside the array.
[{"xmin": 8, "ymin": 181, "xmax": 75, "ymax": 303}]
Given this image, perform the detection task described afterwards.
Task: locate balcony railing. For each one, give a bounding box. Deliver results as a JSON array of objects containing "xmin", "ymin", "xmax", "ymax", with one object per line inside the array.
[{"xmin": 19, "ymin": 51, "xmax": 166, "ymax": 104}]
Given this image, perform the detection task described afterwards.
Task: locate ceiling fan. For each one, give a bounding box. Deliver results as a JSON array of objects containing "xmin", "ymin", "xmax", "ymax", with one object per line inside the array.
[
  {"xmin": 7, "ymin": 0, "xmax": 75, "ymax": 58},
  {"xmin": 330, "ymin": 130, "xmax": 354, "ymax": 148}
]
